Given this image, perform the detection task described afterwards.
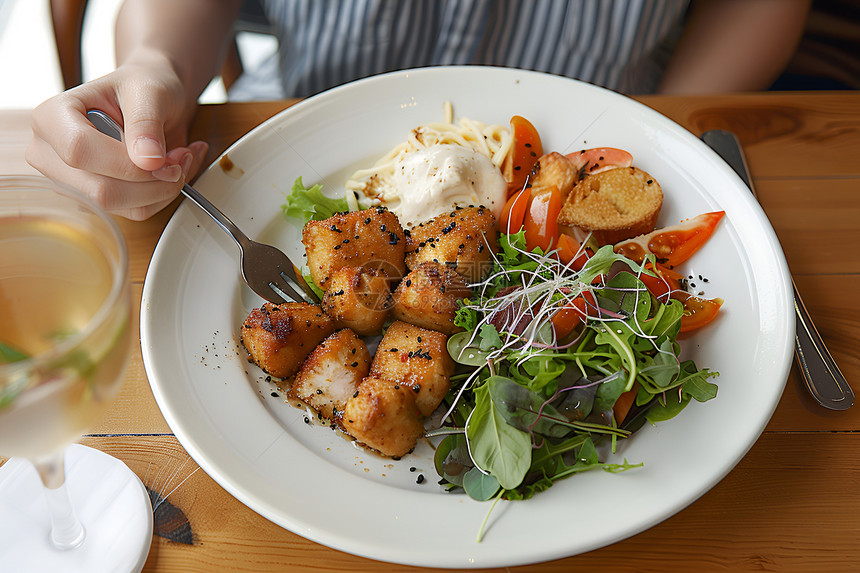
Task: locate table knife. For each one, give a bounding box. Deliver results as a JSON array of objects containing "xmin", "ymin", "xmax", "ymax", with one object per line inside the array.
[{"xmin": 701, "ymin": 129, "xmax": 854, "ymax": 410}]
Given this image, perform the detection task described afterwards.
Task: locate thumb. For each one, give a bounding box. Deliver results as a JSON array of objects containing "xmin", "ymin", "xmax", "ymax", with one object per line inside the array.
[{"xmin": 119, "ymin": 88, "xmax": 172, "ymax": 172}]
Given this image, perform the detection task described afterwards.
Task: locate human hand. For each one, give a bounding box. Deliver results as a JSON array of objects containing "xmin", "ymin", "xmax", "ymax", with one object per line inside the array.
[{"xmin": 26, "ymin": 57, "xmax": 210, "ymax": 220}]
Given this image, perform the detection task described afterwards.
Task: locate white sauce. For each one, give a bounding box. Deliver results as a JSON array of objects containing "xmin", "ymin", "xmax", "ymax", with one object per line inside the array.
[{"xmin": 386, "ymin": 144, "xmax": 507, "ymax": 228}]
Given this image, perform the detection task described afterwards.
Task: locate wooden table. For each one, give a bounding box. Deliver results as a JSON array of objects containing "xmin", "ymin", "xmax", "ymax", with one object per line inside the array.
[{"xmin": 2, "ymin": 92, "xmax": 859, "ymax": 572}]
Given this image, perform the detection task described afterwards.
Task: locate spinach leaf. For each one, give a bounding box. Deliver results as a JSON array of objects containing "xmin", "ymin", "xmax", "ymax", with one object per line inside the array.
[
  {"xmin": 466, "ymin": 380, "xmax": 532, "ymax": 490},
  {"xmin": 487, "ymin": 376, "xmax": 569, "ymax": 439},
  {"xmin": 463, "ymin": 468, "xmax": 500, "ymax": 501}
]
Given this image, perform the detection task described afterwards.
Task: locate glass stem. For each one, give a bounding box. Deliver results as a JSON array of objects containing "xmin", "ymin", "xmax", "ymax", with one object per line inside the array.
[{"xmin": 34, "ymin": 450, "xmax": 86, "ymax": 550}]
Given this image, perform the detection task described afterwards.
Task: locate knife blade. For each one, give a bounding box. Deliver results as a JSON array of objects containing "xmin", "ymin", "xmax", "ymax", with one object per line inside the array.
[{"xmin": 701, "ymin": 129, "xmax": 854, "ymax": 410}]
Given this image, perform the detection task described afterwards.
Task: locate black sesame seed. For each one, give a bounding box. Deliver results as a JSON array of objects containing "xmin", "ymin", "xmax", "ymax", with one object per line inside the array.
[{"xmin": 416, "ymin": 474, "xmax": 425, "ymax": 484}]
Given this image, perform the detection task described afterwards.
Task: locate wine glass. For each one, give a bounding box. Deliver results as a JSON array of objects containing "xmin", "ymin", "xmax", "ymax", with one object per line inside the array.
[{"xmin": 0, "ymin": 176, "xmax": 152, "ymax": 572}]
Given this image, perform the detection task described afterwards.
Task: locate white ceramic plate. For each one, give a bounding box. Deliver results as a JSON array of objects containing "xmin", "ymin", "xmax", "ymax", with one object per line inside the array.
[{"xmin": 141, "ymin": 67, "xmax": 793, "ymax": 568}]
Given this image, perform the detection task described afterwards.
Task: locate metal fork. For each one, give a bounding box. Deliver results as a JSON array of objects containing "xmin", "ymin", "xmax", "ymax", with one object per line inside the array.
[
  {"xmin": 87, "ymin": 109, "xmax": 318, "ymax": 305},
  {"xmin": 702, "ymin": 129, "xmax": 853, "ymax": 410}
]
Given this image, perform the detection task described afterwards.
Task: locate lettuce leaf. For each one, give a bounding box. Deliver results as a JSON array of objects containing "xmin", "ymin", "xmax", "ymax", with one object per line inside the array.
[{"xmin": 281, "ymin": 177, "xmax": 352, "ymax": 223}]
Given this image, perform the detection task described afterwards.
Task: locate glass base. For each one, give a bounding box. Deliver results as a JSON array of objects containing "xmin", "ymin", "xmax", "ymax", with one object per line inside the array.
[{"xmin": 0, "ymin": 444, "xmax": 153, "ymax": 572}]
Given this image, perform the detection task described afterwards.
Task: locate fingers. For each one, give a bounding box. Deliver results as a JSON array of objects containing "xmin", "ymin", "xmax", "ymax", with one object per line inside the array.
[
  {"xmin": 30, "ymin": 93, "xmax": 162, "ymax": 183},
  {"xmin": 117, "ymin": 81, "xmax": 177, "ymax": 172},
  {"xmin": 26, "ymin": 136, "xmax": 194, "ymax": 218}
]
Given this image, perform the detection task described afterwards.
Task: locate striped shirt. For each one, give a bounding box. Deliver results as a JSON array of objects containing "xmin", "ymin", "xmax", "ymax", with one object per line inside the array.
[{"xmin": 252, "ymin": 0, "xmax": 690, "ymax": 97}]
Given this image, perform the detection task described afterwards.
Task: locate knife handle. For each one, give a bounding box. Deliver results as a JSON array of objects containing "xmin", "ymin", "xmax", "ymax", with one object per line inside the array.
[
  {"xmin": 792, "ymin": 278, "xmax": 854, "ymax": 409},
  {"xmin": 701, "ymin": 129, "xmax": 854, "ymax": 410}
]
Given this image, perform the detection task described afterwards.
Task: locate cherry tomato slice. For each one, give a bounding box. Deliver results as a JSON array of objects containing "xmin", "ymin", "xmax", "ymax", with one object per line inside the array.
[
  {"xmin": 674, "ymin": 291, "xmax": 724, "ymax": 332},
  {"xmin": 506, "ymin": 115, "xmax": 543, "ymax": 194},
  {"xmin": 614, "ymin": 211, "xmax": 725, "ymax": 268},
  {"xmin": 523, "ymin": 186, "xmax": 562, "ymax": 252},
  {"xmin": 499, "ymin": 188, "xmax": 531, "ymax": 234}
]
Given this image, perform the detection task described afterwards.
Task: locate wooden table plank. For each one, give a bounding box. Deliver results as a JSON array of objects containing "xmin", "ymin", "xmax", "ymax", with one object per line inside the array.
[
  {"xmin": 80, "ymin": 431, "xmax": 860, "ymax": 573},
  {"xmin": 638, "ymin": 93, "xmax": 860, "ymax": 179},
  {"xmin": 757, "ymin": 178, "xmax": 860, "ymax": 276}
]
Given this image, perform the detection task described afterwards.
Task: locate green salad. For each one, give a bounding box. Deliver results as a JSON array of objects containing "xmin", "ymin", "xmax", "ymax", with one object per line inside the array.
[{"xmin": 431, "ymin": 230, "xmax": 718, "ymax": 536}]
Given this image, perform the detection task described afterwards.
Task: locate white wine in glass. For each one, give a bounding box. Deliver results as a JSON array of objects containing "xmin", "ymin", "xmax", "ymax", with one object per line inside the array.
[{"xmin": 0, "ymin": 177, "xmax": 152, "ymax": 572}]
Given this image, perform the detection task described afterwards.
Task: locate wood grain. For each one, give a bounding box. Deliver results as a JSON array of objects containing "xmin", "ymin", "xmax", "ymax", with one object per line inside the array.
[{"xmin": 76, "ymin": 432, "xmax": 860, "ymax": 573}]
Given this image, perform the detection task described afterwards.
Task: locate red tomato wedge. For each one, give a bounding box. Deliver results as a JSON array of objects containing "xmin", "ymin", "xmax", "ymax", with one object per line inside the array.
[
  {"xmin": 564, "ymin": 147, "xmax": 633, "ymax": 176},
  {"xmin": 614, "ymin": 211, "xmax": 725, "ymax": 269},
  {"xmin": 523, "ymin": 186, "xmax": 562, "ymax": 252},
  {"xmin": 638, "ymin": 262, "xmax": 681, "ymax": 302},
  {"xmin": 674, "ymin": 291, "xmax": 724, "ymax": 332},
  {"xmin": 505, "ymin": 116, "xmax": 543, "ymax": 195},
  {"xmin": 499, "ymin": 188, "xmax": 531, "ymax": 234},
  {"xmin": 551, "ymin": 290, "xmax": 598, "ymax": 339},
  {"xmin": 556, "ymin": 234, "xmax": 593, "ymax": 271}
]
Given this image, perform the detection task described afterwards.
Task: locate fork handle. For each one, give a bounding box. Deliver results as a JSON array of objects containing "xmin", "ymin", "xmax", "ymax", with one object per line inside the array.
[
  {"xmin": 179, "ymin": 184, "xmax": 251, "ymax": 249},
  {"xmin": 792, "ymin": 278, "xmax": 854, "ymax": 409}
]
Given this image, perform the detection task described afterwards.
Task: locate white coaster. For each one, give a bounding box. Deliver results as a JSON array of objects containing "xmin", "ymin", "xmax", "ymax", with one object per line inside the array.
[{"xmin": 0, "ymin": 444, "xmax": 153, "ymax": 572}]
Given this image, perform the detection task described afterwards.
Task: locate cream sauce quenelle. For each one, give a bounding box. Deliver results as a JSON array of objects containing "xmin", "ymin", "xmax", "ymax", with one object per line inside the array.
[{"xmin": 386, "ymin": 144, "xmax": 507, "ymax": 228}]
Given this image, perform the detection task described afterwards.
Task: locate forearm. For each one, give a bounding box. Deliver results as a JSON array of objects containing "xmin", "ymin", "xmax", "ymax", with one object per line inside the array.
[
  {"xmin": 658, "ymin": 0, "xmax": 811, "ymax": 94},
  {"xmin": 115, "ymin": 0, "xmax": 243, "ymax": 108}
]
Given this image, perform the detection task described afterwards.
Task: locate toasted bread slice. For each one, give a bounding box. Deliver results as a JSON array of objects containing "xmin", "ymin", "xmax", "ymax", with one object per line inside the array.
[{"xmin": 557, "ymin": 167, "xmax": 662, "ymax": 245}]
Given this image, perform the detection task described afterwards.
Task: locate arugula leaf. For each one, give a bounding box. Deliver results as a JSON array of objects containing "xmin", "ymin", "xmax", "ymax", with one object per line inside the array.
[
  {"xmin": 645, "ymin": 390, "xmax": 691, "ymax": 423},
  {"xmin": 678, "ymin": 361, "xmax": 719, "ymax": 402},
  {"xmin": 281, "ymin": 177, "xmax": 352, "ymax": 223}
]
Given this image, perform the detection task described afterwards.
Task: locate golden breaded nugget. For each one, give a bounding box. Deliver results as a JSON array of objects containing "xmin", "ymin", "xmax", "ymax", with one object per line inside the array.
[
  {"xmin": 240, "ymin": 302, "xmax": 334, "ymax": 379},
  {"xmin": 289, "ymin": 329, "xmax": 370, "ymax": 429},
  {"xmin": 303, "ymin": 207, "xmax": 406, "ymax": 290},
  {"xmin": 528, "ymin": 152, "xmax": 578, "ymax": 201},
  {"xmin": 405, "ymin": 206, "xmax": 498, "ymax": 283},
  {"xmin": 391, "ymin": 262, "xmax": 470, "ymax": 335},
  {"xmin": 321, "ymin": 267, "xmax": 392, "ymax": 336},
  {"xmin": 370, "ymin": 321, "xmax": 454, "ymax": 417},
  {"xmin": 342, "ymin": 376, "xmax": 424, "ymax": 457}
]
